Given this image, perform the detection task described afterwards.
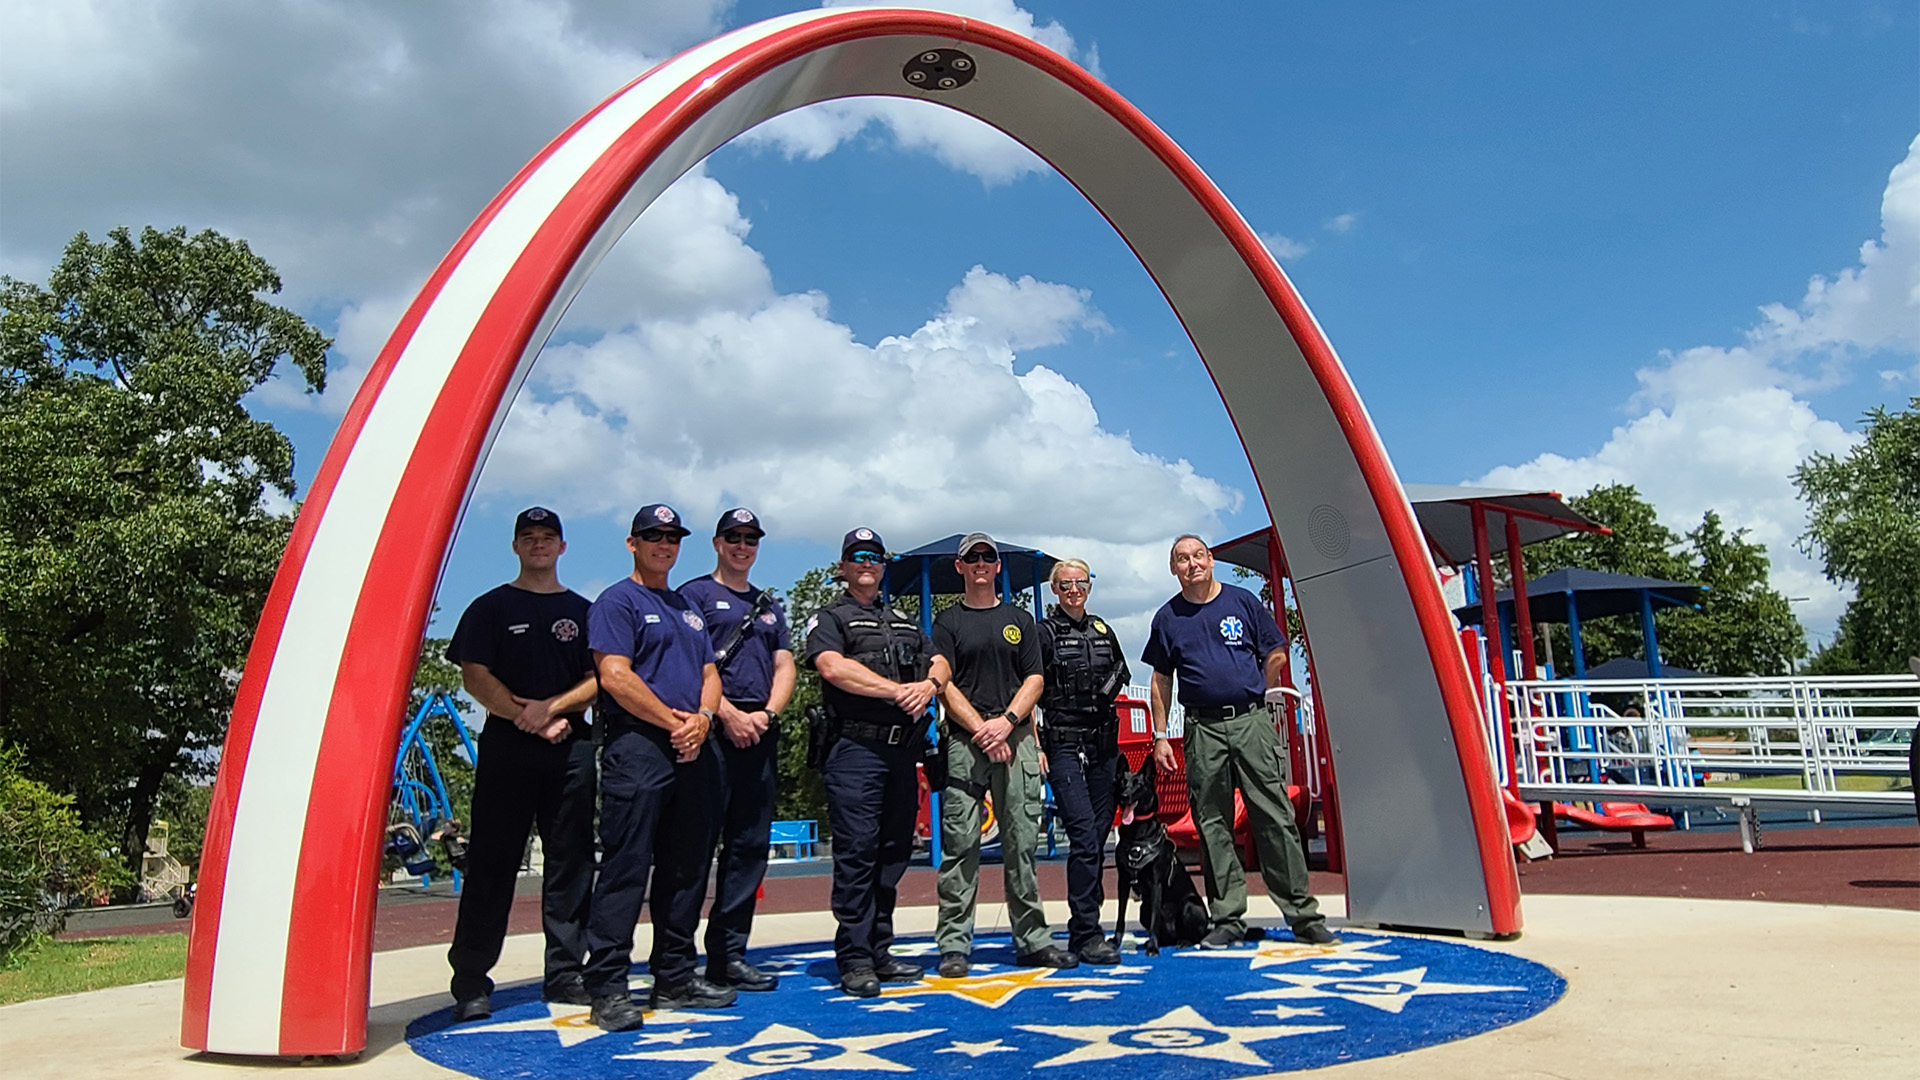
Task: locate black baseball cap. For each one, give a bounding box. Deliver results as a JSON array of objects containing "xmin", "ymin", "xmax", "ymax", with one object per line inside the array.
[
  {"xmin": 715, "ymin": 507, "xmax": 765, "ymax": 537},
  {"xmin": 841, "ymin": 527, "xmax": 885, "ymax": 559},
  {"xmin": 514, "ymin": 506, "xmax": 563, "ymax": 539},
  {"xmin": 630, "ymin": 503, "xmax": 691, "ymax": 537}
]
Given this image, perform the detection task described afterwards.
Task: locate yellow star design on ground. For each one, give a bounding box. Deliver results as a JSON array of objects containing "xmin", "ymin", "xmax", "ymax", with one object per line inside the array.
[
  {"xmin": 445, "ymin": 1002, "xmax": 738, "ymax": 1048},
  {"xmin": 1177, "ymin": 936, "xmax": 1402, "ymax": 970},
  {"xmin": 617, "ymin": 1021, "xmax": 941, "ymax": 1080},
  {"xmin": 1227, "ymin": 965, "xmax": 1527, "ymax": 1014},
  {"xmin": 843, "ymin": 966, "xmax": 1139, "ymax": 1009},
  {"xmin": 1019, "ymin": 1003, "xmax": 1339, "ymax": 1067}
]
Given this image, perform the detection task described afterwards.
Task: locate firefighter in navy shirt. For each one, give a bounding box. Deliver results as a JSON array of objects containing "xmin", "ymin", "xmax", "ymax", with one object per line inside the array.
[
  {"xmin": 678, "ymin": 508, "xmax": 794, "ymax": 992},
  {"xmin": 581, "ymin": 504, "xmax": 726, "ymax": 1033},
  {"xmin": 444, "ymin": 507, "xmax": 599, "ymax": 1022},
  {"xmin": 1142, "ymin": 534, "xmax": 1336, "ymax": 949}
]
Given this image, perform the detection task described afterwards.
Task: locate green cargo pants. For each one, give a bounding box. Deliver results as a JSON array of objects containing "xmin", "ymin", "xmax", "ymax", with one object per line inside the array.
[
  {"xmin": 936, "ymin": 722, "xmax": 1053, "ymax": 956},
  {"xmin": 1183, "ymin": 709, "xmax": 1322, "ymax": 934}
]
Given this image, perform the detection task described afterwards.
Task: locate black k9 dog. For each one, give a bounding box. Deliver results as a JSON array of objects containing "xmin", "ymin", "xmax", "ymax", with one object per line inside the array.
[{"xmin": 1110, "ymin": 756, "xmax": 1210, "ymax": 955}]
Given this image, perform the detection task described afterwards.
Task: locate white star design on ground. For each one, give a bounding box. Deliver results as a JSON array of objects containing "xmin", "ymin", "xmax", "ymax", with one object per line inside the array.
[
  {"xmin": 1055, "ymin": 989, "xmax": 1119, "ymax": 1001},
  {"xmin": 1249, "ymin": 1004, "xmax": 1327, "ymax": 1021},
  {"xmin": 444, "ymin": 1003, "xmax": 737, "ymax": 1048},
  {"xmin": 937, "ymin": 1038, "xmax": 1019, "ymax": 1057},
  {"xmin": 1228, "ymin": 965, "xmax": 1527, "ymax": 1014},
  {"xmin": 1177, "ymin": 935, "xmax": 1402, "ymax": 970},
  {"xmin": 634, "ymin": 1028, "xmax": 711, "ymax": 1045},
  {"xmin": 1019, "ymin": 1004, "xmax": 1339, "ymax": 1067},
  {"xmin": 860, "ymin": 1001, "xmax": 923, "ymax": 1013},
  {"xmin": 617, "ymin": 1021, "xmax": 942, "ymax": 1080}
]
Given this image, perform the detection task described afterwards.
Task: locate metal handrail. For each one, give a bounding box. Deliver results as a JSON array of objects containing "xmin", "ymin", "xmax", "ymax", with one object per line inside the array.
[{"xmin": 1502, "ymin": 674, "xmax": 1917, "ymax": 803}]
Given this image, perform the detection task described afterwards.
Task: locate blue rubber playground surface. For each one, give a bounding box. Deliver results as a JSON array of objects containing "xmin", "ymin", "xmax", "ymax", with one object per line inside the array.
[{"xmin": 406, "ymin": 928, "xmax": 1564, "ymax": 1077}]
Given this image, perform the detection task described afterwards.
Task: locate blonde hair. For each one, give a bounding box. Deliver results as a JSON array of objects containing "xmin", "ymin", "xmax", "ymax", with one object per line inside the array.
[{"xmin": 1049, "ymin": 558, "xmax": 1091, "ymax": 587}]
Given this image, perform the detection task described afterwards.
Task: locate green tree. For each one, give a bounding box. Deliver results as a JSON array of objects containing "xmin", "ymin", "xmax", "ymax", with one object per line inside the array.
[
  {"xmin": 1795, "ymin": 398, "xmax": 1920, "ymax": 674},
  {"xmin": 0, "ymin": 226, "xmax": 328, "ymax": 878},
  {"xmin": 1515, "ymin": 484, "xmax": 1805, "ymax": 676},
  {"xmin": 1, "ymin": 742, "xmax": 131, "ymax": 964}
]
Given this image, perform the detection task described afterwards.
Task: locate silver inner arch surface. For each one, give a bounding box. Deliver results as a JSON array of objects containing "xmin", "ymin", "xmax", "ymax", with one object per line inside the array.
[{"xmin": 493, "ymin": 33, "xmax": 1502, "ymax": 933}]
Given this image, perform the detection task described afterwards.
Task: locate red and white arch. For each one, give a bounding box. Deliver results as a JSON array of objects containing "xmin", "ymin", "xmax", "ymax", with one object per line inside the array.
[{"xmin": 183, "ymin": 7, "xmax": 1520, "ymax": 1056}]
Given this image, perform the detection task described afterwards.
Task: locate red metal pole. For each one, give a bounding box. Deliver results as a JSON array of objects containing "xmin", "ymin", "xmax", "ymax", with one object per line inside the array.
[
  {"xmin": 1264, "ymin": 531, "xmax": 1308, "ymax": 789},
  {"xmin": 1269, "ymin": 532, "xmax": 1345, "ymax": 875},
  {"xmin": 1504, "ymin": 513, "xmax": 1539, "ymax": 681},
  {"xmin": 1471, "ymin": 502, "xmax": 1507, "ymax": 683}
]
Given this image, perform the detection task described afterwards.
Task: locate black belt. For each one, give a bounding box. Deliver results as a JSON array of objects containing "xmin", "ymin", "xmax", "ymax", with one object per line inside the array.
[
  {"xmin": 1185, "ymin": 700, "xmax": 1265, "ymax": 721},
  {"xmin": 1043, "ymin": 725, "xmax": 1114, "ymax": 747},
  {"xmin": 844, "ymin": 720, "xmax": 916, "ymax": 746}
]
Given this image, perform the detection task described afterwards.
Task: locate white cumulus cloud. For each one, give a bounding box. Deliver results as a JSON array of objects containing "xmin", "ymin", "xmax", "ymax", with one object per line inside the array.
[{"xmin": 1477, "ymin": 133, "xmax": 1920, "ymax": 639}]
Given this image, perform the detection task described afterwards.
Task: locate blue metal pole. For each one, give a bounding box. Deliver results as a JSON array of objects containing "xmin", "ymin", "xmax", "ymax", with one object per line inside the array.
[
  {"xmin": 1565, "ymin": 591, "xmax": 1587, "ymax": 679},
  {"xmin": 1639, "ymin": 591, "xmax": 1664, "ymax": 678},
  {"xmin": 1031, "ymin": 556, "xmax": 1044, "ymax": 620},
  {"xmin": 920, "ymin": 557, "xmax": 940, "ymax": 870}
]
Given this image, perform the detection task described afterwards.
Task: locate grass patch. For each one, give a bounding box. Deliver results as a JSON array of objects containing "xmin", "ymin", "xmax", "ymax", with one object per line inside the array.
[
  {"xmin": 0, "ymin": 934, "xmax": 188, "ymax": 1006},
  {"xmin": 1703, "ymin": 773, "xmax": 1911, "ymax": 792}
]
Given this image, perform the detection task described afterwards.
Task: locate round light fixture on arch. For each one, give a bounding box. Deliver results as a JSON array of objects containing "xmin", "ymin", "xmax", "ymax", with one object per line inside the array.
[{"xmin": 181, "ymin": 8, "xmax": 1519, "ymax": 1057}]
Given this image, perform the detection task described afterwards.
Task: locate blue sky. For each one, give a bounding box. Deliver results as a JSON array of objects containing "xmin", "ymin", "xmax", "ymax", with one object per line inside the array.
[{"xmin": 3, "ymin": 1, "xmax": 1917, "ymax": 656}]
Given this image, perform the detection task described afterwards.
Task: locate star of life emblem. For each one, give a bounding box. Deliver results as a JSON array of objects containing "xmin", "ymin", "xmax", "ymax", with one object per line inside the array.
[{"xmin": 1219, "ymin": 615, "xmax": 1245, "ymax": 644}]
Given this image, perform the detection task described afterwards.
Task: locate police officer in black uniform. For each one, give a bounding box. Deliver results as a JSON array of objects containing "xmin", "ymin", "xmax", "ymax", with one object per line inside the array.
[
  {"xmin": 444, "ymin": 507, "xmax": 599, "ymax": 1020},
  {"xmin": 679, "ymin": 508, "xmax": 795, "ymax": 992},
  {"xmin": 1036, "ymin": 557, "xmax": 1132, "ymax": 966},
  {"xmin": 581, "ymin": 504, "xmax": 727, "ymax": 1032},
  {"xmin": 804, "ymin": 528, "xmax": 953, "ymax": 998}
]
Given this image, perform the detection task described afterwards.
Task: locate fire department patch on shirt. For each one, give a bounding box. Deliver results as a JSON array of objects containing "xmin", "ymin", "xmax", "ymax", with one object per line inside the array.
[{"xmin": 406, "ymin": 929, "xmax": 1563, "ymax": 1078}]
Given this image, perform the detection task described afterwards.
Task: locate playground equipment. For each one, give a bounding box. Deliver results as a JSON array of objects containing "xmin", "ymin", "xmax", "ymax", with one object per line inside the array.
[
  {"xmin": 386, "ymin": 692, "xmax": 475, "ymax": 887},
  {"xmin": 139, "ymin": 821, "xmax": 194, "ymax": 919},
  {"xmin": 184, "ymin": 9, "xmax": 1523, "ymax": 1055}
]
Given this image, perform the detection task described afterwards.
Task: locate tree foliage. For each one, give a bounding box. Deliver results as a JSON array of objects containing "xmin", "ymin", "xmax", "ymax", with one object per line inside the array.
[
  {"xmin": 1795, "ymin": 398, "xmax": 1920, "ymax": 674},
  {"xmin": 1513, "ymin": 484, "xmax": 1806, "ymax": 676},
  {"xmin": 0, "ymin": 226, "xmax": 329, "ymax": 878},
  {"xmin": 1, "ymin": 742, "xmax": 131, "ymax": 965}
]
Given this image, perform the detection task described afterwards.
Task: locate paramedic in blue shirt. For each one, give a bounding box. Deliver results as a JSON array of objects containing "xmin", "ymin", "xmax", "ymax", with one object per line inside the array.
[
  {"xmin": 1141, "ymin": 533, "xmax": 1337, "ymax": 949},
  {"xmin": 580, "ymin": 504, "xmax": 727, "ymax": 1033},
  {"xmin": 678, "ymin": 508, "xmax": 794, "ymax": 992}
]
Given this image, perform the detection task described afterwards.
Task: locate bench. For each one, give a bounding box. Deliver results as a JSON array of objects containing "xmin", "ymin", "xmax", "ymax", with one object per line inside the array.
[{"xmin": 768, "ymin": 819, "xmax": 819, "ymax": 860}]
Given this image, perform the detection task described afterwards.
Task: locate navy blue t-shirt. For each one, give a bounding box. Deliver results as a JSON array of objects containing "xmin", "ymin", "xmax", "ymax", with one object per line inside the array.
[
  {"xmin": 678, "ymin": 575, "xmax": 791, "ymax": 704},
  {"xmin": 587, "ymin": 577, "xmax": 717, "ymax": 731},
  {"xmin": 1140, "ymin": 582, "xmax": 1283, "ymax": 707}
]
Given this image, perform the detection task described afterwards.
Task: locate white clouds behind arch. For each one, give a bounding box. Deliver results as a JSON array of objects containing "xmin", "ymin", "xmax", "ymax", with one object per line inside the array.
[{"xmin": 1478, "ymin": 134, "xmax": 1920, "ymax": 639}]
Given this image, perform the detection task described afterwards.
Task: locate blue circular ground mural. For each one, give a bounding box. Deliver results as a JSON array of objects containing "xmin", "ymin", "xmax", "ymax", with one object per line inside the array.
[{"xmin": 407, "ymin": 929, "xmax": 1564, "ymax": 1077}]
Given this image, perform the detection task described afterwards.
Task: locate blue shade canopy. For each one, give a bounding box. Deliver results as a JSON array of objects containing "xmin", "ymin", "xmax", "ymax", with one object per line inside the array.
[
  {"xmin": 1452, "ymin": 567, "xmax": 1705, "ymax": 623},
  {"xmin": 1581, "ymin": 657, "xmax": 1710, "ymax": 680},
  {"xmin": 883, "ymin": 534, "xmax": 1060, "ymax": 598}
]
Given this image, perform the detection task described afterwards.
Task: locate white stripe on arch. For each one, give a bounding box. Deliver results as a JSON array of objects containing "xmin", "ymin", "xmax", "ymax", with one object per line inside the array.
[{"xmin": 201, "ymin": 13, "xmax": 823, "ymax": 1050}]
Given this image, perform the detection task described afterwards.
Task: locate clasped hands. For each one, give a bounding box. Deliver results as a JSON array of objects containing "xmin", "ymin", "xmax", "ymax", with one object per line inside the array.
[
  {"xmin": 972, "ymin": 712, "xmax": 1015, "ymax": 764},
  {"xmin": 510, "ymin": 695, "xmax": 572, "ymax": 743},
  {"xmin": 718, "ymin": 701, "xmax": 772, "ymax": 749}
]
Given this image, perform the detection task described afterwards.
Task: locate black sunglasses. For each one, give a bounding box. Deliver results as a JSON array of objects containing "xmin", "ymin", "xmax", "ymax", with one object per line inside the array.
[
  {"xmin": 720, "ymin": 532, "xmax": 761, "ymax": 546},
  {"xmin": 960, "ymin": 550, "xmax": 998, "ymax": 564},
  {"xmin": 635, "ymin": 529, "xmax": 683, "ymax": 544}
]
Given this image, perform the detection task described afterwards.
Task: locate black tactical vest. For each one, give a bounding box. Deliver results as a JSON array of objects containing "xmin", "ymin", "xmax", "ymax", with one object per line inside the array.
[
  {"xmin": 817, "ymin": 594, "xmax": 930, "ymax": 725},
  {"xmin": 1039, "ymin": 609, "xmax": 1127, "ymax": 727}
]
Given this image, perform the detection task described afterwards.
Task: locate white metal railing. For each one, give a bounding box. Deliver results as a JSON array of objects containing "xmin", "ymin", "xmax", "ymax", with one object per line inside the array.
[{"xmin": 1503, "ymin": 674, "xmax": 1917, "ymax": 804}]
